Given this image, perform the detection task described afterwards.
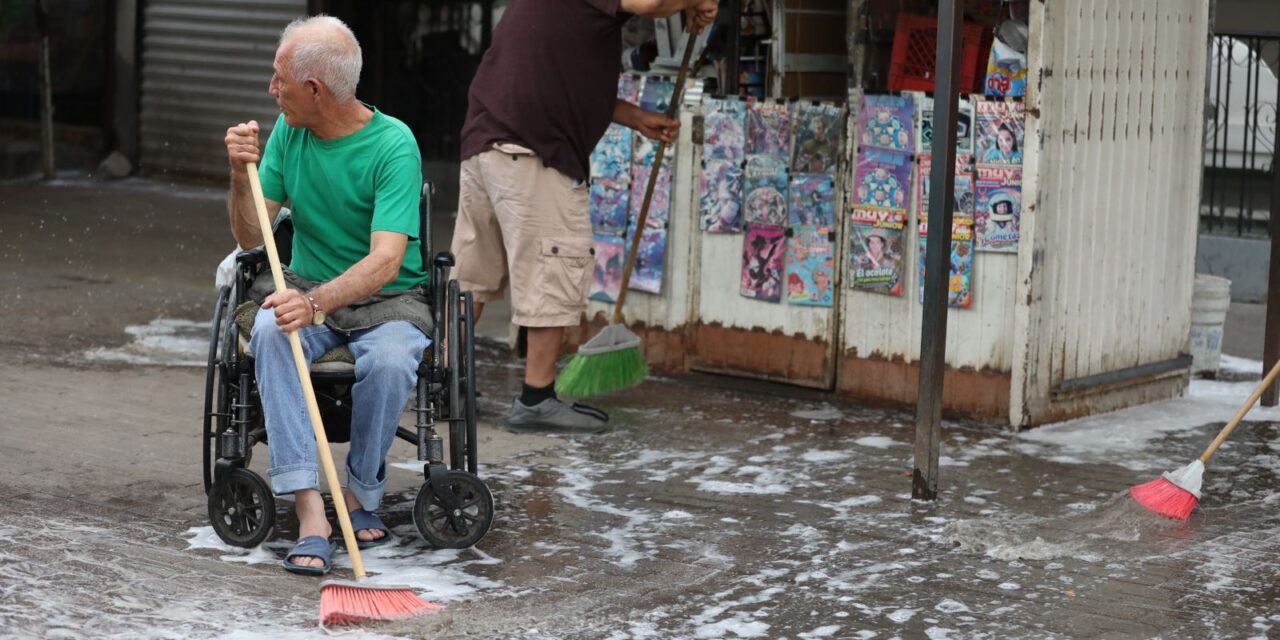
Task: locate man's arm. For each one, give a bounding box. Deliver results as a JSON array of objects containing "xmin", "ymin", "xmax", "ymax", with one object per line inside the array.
[
  {"xmin": 225, "ymin": 120, "xmax": 283, "ymax": 249},
  {"xmin": 621, "ymin": 0, "xmax": 717, "ymax": 25},
  {"xmin": 614, "ymin": 99, "xmax": 679, "ymax": 143},
  {"xmin": 263, "ymin": 231, "xmax": 409, "ymax": 332}
]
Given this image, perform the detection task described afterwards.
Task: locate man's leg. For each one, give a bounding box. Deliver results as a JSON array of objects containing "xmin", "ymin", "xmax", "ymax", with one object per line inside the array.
[
  {"xmin": 344, "ymin": 320, "xmax": 430, "ymax": 540},
  {"xmin": 250, "ymin": 306, "xmax": 342, "ymax": 566},
  {"xmin": 524, "ymin": 326, "xmax": 562, "ymax": 387}
]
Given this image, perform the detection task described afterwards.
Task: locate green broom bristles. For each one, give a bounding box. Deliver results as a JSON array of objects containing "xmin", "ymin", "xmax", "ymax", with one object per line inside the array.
[{"xmin": 556, "ymin": 324, "xmax": 648, "ymax": 397}]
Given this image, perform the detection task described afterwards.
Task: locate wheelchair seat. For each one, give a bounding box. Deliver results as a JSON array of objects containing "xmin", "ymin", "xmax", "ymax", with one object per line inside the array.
[{"xmin": 232, "ymin": 300, "xmax": 356, "ymax": 374}]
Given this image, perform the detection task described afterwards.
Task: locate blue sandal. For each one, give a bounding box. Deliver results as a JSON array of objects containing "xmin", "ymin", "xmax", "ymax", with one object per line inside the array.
[
  {"xmin": 348, "ymin": 509, "xmax": 392, "ymax": 549},
  {"xmin": 282, "ymin": 535, "xmax": 335, "ymax": 576}
]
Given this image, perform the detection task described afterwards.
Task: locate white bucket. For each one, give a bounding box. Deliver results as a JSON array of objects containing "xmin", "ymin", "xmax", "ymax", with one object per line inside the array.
[{"xmin": 1189, "ymin": 274, "xmax": 1231, "ymax": 375}]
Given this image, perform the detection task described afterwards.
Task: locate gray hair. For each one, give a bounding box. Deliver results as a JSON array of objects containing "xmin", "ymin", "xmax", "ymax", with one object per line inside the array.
[{"xmin": 279, "ymin": 15, "xmax": 362, "ymax": 103}]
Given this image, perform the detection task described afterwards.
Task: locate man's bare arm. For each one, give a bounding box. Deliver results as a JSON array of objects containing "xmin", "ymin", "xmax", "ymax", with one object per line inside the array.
[
  {"xmin": 225, "ymin": 119, "xmax": 283, "ymax": 249},
  {"xmin": 263, "ymin": 231, "xmax": 410, "ymax": 332}
]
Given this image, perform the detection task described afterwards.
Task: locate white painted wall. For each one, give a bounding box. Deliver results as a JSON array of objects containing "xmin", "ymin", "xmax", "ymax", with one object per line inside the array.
[{"xmin": 1012, "ymin": 0, "xmax": 1209, "ymax": 426}]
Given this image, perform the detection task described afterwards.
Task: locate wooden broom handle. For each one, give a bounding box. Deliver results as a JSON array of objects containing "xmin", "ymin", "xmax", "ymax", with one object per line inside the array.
[
  {"xmin": 245, "ymin": 162, "xmax": 367, "ymax": 578},
  {"xmin": 1200, "ymin": 356, "xmax": 1280, "ymax": 462},
  {"xmin": 613, "ymin": 25, "xmax": 701, "ymax": 324}
]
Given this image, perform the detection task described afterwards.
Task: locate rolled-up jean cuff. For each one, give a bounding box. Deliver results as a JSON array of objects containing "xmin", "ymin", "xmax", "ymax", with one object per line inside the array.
[
  {"xmin": 268, "ymin": 465, "xmax": 320, "ymax": 496},
  {"xmin": 346, "ymin": 474, "xmax": 385, "ymax": 512}
]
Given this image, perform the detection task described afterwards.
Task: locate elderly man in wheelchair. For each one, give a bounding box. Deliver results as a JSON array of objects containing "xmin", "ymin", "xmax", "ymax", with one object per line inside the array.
[{"xmin": 212, "ymin": 15, "xmax": 490, "ymax": 576}]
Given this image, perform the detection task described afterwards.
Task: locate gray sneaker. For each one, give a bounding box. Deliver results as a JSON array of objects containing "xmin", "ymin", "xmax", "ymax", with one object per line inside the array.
[{"xmin": 505, "ymin": 397, "xmax": 610, "ymax": 434}]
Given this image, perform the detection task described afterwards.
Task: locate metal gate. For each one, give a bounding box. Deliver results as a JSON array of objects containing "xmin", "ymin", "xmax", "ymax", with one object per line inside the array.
[
  {"xmin": 1200, "ymin": 34, "xmax": 1279, "ymax": 237},
  {"xmin": 139, "ymin": 0, "xmax": 306, "ymax": 178}
]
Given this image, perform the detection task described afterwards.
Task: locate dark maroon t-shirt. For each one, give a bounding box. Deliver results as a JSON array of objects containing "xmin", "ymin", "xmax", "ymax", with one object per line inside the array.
[{"xmin": 461, "ymin": 0, "xmax": 631, "ymax": 183}]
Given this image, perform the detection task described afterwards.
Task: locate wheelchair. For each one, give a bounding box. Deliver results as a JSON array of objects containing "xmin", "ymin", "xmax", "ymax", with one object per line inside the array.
[{"xmin": 201, "ymin": 181, "xmax": 493, "ymax": 550}]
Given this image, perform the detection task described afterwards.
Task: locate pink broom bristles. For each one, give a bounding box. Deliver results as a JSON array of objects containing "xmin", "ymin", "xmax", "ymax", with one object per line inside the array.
[
  {"xmin": 320, "ymin": 581, "xmax": 443, "ymax": 626},
  {"xmin": 1129, "ymin": 477, "xmax": 1198, "ymax": 520}
]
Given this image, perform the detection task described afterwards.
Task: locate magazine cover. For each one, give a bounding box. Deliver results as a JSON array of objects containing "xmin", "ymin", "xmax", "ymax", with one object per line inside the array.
[
  {"xmin": 791, "ymin": 101, "xmax": 842, "ymax": 174},
  {"xmin": 629, "ymin": 164, "xmax": 672, "ymax": 228},
  {"xmin": 617, "ymin": 73, "xmax": 641, "ymax": 102},
  {"xmin": 638, "ymin": 76, "xmax": 675, "ymax": 115},
  {"xmin": 703, "ymin": 96, "xmax": 747, "ymax": 163},
  {"xmin": 745, "ymin": 98, "xmax": 792, "ymax": 159},
  {"xmin": 634, "ymin": 131, "xmax": 674, "ymax": 170},
  {"xmin": 974, "ymin": 165, "xmax": 1022, "ymax": 252},
  {"xmin": 786, "ymin": 225, "xmax": 835, "ymax": 307},
  {"xmin": 975, "ymin": 99, "xmax": 1025, "ymax": 165},
  {"xmin": 917, "ymin": 96, "xmax": 974, "ymax": 155},
  {"xmin": 700, "ymin": 158, "xmax": 743, "ymax": 233},
  {"xmin": 917, "ymin": 154, "xmax": 975, "ymax": 219},
  {"xmin": 918, "ymin": 219, "xmax": 975, "ymax": 308},
  {"xmin": 589, "ymin": 232, "xmax": 626, "ymax": 303},
  {"xmin": 853, "ymin": 148, "xmax": 912, "ymax": 211},
  {"xmin": 627, "ymin": 226, "xmax": 667, "ymax": 294},
  {"xmin": 743, "ymin": 155, "xmax": 789, "ymax": 226},
  {"xmin": 788, "ymin": 174, "xmax": 836, "ymax": 227},
  {"xmin": 849, "ymin": 207, "xmax": 906, "ymax": 296},
  {"xmin": 741, "ymin": 223, "xmax": 787, "ymax": 302},
  {"xmin": 590, "ymin": 123, "xmax": 633, "ymax": 186},
  {"xmin": 858, "ymin": 94, "xmax": 914, "ymax": 153},
  {"xmin": 589, "ymin": 180, "xmax": 630, "ymax": 232}
]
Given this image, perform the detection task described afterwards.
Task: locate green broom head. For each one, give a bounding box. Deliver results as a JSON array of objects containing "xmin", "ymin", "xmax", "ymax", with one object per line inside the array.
[{"xmin": 556, "ymin": 323, "xmax": 648, "ymax": 398}]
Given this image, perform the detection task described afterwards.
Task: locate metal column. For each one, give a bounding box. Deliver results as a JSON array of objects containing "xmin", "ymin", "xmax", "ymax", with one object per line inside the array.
[{"xmin": 912, "ymin": 0, "xmax": 965, "ymax": 501}]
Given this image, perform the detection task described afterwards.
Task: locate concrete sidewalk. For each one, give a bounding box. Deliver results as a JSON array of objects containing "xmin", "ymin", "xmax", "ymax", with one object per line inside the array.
[{"xmin": 1, "ymin": 176, "xmax": 1278, "ymax": 639}]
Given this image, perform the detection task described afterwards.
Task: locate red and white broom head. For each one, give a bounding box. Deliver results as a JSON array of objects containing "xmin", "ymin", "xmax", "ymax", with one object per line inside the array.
[
  {"xmin": 320, "ymin": 579, "xmax": 443, "ymax": 626},
  {"xmin": 1129, "ymin": 459, "xmax": 1204, "ymax": 520}
]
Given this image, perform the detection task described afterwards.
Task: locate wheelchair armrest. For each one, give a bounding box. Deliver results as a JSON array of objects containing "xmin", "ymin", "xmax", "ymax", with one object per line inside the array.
[{"xmin": 236, "ymin": 246, "xmax": 269, "ymax": 268}]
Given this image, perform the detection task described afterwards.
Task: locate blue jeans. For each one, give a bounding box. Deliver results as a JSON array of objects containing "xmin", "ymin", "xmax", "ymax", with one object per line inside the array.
[{"xmin": 249, "ymin": 306, "xmax": 429, "ymax": 511}]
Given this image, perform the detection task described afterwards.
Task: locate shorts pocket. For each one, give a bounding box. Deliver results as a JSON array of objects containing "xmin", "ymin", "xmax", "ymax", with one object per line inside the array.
[{"xmin": 537, "ymin": 237, "xmax": 595, "ymax": 314}]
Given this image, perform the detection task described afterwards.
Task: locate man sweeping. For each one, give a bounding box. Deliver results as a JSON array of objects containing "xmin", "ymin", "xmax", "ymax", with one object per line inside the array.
[{"xmin": 452, "ymin": 0, "xmax": 718, "ymax": 434}]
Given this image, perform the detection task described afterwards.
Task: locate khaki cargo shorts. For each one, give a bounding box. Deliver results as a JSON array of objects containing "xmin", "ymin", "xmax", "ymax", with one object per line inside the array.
[{"xmin": 451, "ymin": 143, "xmax": 593, "ymax": 328}]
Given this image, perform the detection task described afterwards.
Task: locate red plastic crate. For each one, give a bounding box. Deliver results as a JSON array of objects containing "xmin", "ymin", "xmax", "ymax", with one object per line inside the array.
[{"xmin": 887, "ymin": 13, "xmax": 989, "ymax": 94}]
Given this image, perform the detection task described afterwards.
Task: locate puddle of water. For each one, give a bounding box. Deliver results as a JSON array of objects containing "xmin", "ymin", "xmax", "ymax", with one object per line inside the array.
[{"xmin": 84, "ymin": 318, "xmax": 209, "ymax": 367}]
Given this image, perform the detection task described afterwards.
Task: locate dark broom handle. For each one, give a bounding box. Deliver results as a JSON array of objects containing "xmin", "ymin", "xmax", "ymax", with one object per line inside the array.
[{"xmin": 613, "ymin": 25, "xmax": 700, "ymax": 324}]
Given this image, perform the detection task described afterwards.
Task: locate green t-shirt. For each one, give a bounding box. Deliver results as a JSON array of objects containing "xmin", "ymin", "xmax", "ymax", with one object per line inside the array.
[{"xmin": 258, "ymin": 109, "xmax": 426, "ymax": 290}]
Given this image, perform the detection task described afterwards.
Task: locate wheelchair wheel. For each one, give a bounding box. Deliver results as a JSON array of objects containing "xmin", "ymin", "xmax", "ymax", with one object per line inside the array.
[
  {"xmin": 208, "ymin": 467, "xmax": 275, "ymax": 548},
  {"xmin": 413, "ymin": 470, "xmax": 494, "ymax": 549},
  {"xmin": 203, "ymin": 286, "xmax": 231, "ymax": 494}
]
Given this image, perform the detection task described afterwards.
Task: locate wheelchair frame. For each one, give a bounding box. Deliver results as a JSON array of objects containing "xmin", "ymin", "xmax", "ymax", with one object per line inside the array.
[{"xmin": 201, "ymin": 181, "xmax": 493, "ymax": 550}]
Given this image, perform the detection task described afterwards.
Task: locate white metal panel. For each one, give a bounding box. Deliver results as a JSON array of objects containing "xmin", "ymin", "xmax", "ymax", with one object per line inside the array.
[
  {"xmin": 139, "ymin": 0, "xmax": 306, "ymax": 177},
  {"xmin": 1013, "ymin": 0, "xmax": 1209, "ymax": 425}
]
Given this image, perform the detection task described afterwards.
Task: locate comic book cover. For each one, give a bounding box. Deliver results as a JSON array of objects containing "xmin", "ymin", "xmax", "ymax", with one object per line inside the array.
[
  {"xmin": 617, "ymin": 73, "xmax": 641, "ymax": 102},
  {"xmin": 918, "ymin": 219, "xmax": 975, "ymax": 308},
  {"xmin": 589, "ymin": 232, "xmax": 626, "ymax": 303},
  {"xmin": 917, "ymin": 154, "xmax": 975, "ymax": 220},
  {"xmin": 700, "ymin": 158, "xmax": 743, "ymax": 233},
  {"xmin": 974, "ymin": 99, "xmax": 1025, "ymax": 165},
  {"xmin": 589, "ymin": 180, "xmax": 630, "ymax": 232},
  {"xmin": 853, "ymin": 149, "xmax": 912, "ymax": 212},
  {"xmin": 849, "ymin": 207, "xmax": 907, "ymax": 296},
  {"xmin": 917, "ymin": 95, "xmax": 974, "ymax": 156},
  {"xmin": 633, "ymin": 130, "xmax": 674, "ymax": 170},
  {"xmin": 786, "ymin": 225, "xmax": 835, "ymax": 307},
  {"xmin": 629, "ymin": 164, "xmax": 672, "ymax": 228},
  {"xmin": 741, "ymin": 223, "xmax": 787, "ymax": 303},
  {"xmin": 788, "ymin": 174, "xmax": 835, "ymax": 227},
  {"xmin": 791, "ymin": 101, "xmax": 842, "ymax": 175},
  {"xmin": 638, "ymin": 76, "xmax": 675, "ymax": 114},
  {"xmin": 858, "ymin": 94, "xmax": 914, "ymax": 153},
  {"xmin": 590, "ymin": 123, "xmax": 633, "ymax": 186},
  {"xmin": 745, "ymin": 98, "xmax": 792, "ymax": 159},
  {"xmin": 974, "ymin": 165, "xmax": 1022, "ymax": 252},
  {"xmin": 703, "ymin": 96, "xmax": 747, "ymax": 163},
  {"xmin": 742, "ymin": 155, "xmax": 789, "ymax": 226},
  {"xmin": 627, "ymin": 225, "xmax": 667, "ymax": 294}
]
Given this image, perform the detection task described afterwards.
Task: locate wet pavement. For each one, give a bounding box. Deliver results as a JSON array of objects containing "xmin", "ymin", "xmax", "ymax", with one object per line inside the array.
[{"xmin": 2, "ymin": 177, "xmax": 1279, "ymax": 639}]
